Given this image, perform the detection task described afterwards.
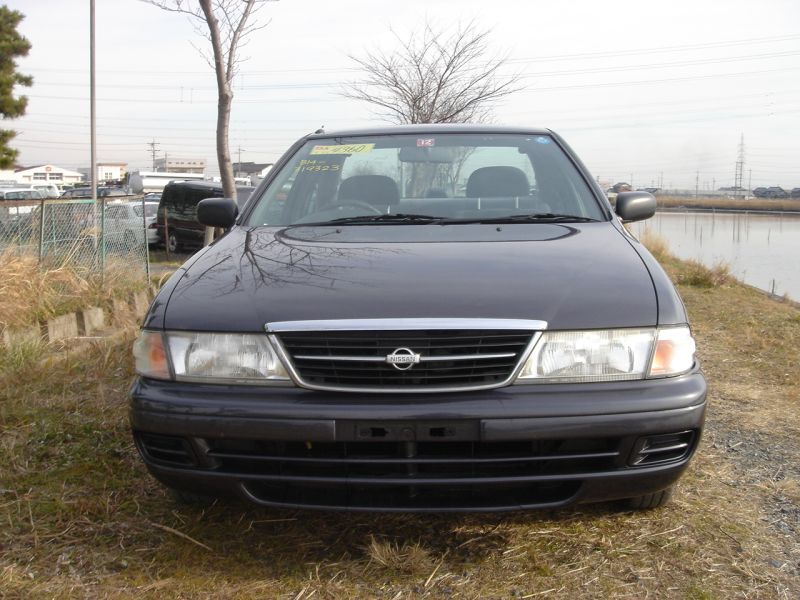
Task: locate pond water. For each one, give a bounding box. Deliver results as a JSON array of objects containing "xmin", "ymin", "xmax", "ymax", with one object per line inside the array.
[{"xmin": 630, "ymin": 211, "xmax": 800, "ymax": 302}]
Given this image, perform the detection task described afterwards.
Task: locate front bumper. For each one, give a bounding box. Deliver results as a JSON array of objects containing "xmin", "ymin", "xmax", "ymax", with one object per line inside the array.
[{"xmin": 129, "ymin": 371, "xmax": 707, "ymax": 512}]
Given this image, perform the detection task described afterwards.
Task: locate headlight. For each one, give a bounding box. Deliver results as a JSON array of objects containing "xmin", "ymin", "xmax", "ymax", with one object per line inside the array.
[
  {"xmin": 133, "ymin": 330, "xmax": 290, "ymax": 384},
  {"xmin": 516, "ymin": 326, "xmax": 695, "ymax": 383}
]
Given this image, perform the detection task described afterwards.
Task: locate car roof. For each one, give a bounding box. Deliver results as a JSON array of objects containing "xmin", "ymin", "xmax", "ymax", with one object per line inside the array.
[
  {"xmin": 306, "ymin": 124, "xmax": 553, "ymax": 139},
  {"xmin": 164, "ymin": 181, "xmax": 225, "ymax": 191}
]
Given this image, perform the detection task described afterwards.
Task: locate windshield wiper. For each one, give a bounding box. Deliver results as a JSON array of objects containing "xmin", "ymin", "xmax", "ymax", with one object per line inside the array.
[
  {"xmin": 298, "ymin": 213, "xmax": 443, "ymax": 226},
  {"xmin": 436, "ymin": 213, "xmax": 599, "ymax": 224}
]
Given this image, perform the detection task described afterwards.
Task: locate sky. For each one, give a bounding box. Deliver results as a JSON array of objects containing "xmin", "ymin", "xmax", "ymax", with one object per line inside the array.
[{"xmin": 6, "ymin": 0, "xmax": 800, "ymax": 190}]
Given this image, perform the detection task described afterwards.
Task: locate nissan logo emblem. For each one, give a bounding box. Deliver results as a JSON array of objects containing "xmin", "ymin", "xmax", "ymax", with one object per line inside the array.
[{"xmin": 385, "ymin": 347, "xmax": 421, "ymax": 370}]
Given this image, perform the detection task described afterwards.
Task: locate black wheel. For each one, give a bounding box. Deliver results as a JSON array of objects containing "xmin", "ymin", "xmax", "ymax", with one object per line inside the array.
[
  {"xmin": 624, "ymin": 486, "xmax": 674, "ymax": 510},
  {"xmin": 167, "ymin": 231, "xmax": 180, "ymax": 253}
]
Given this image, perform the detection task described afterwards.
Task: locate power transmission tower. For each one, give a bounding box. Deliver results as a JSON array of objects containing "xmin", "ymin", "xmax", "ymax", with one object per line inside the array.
[
  {"xmin": 734, "ymin": 133, "xmax": 745, "ymax": 199},
  {"xmin": 147, "ymin": 139, "xmax": 161, "ymax": 171}
]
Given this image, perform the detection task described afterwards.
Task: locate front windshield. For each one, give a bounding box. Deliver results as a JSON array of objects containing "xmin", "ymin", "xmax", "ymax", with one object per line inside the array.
[{"xmin": 247, "ymin": 133, "xmax": 604, "ymax": 226}]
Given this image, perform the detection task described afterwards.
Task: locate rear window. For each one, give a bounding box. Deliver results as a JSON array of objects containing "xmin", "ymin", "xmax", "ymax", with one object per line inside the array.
[{"xmin": 247, "ymin": 133, "xmax": 602, "ymax": 226}]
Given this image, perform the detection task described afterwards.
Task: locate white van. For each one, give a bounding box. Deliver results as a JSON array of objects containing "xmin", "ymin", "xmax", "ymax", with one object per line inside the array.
[{"xmin": 31, "ymin": 183, "xmax": 61, "ymax": 198}]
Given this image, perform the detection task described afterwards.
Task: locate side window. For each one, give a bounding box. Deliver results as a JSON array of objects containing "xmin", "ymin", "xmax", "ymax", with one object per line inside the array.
[
  {"xmin": 167, "ymin": 188, "xmax": 185, "ymax": 219},
  {"xmin": 186, "ymin": 190, "xmax": 207, "ymax": 221}
]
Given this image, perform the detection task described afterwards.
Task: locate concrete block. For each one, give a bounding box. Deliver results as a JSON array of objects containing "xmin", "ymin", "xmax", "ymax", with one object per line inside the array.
[
  {"xmin": 46, "ymin": 313, "xmax": 79, "ymax": 343},
  {"xmin": 2, "ymin": 325, "xmax": 42, "ymax": 348},
  {"xmin": 133, "ymin": 290, "xmax": 150, "ymax": 317},
  {"xmin": 79, "ymin": 306, "xmax": 105, "ymax": 335},
  {"xmin": 111, "ymin": 298, "xmax": 131, "ymax": 324}
]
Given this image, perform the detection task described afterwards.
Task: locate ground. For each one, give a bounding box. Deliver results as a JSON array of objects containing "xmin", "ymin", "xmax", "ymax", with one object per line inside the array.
[{"xmin": 1, "ymin": 255, "xmax": 798, "ymax": 599}]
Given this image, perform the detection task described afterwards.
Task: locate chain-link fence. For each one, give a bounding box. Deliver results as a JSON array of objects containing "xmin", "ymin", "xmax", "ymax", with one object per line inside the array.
[{"xmin": 0, "ymin": 197, "xmax": 151, "ymax": 277}]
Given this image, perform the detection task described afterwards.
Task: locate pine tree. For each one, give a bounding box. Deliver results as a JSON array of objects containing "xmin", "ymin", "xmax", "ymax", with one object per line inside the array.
[{"xmin": 0, "ymin": 6, "xmax": 32, "ymax": 169}]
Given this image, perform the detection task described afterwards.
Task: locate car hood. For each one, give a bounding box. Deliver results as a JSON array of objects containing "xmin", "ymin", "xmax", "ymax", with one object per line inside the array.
[{"xmin": 159, "ymin": 223, "xmax": 657, "ymax": 332}]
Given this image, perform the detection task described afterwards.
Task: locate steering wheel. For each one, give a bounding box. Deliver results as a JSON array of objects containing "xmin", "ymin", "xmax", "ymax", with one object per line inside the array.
[{"xmin": 333, "ymin": 200, "xmax": 383, "ymax": 215}]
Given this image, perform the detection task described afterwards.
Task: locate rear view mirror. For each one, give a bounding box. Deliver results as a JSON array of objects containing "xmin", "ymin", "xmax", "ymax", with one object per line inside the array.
[
  {"xmin": 197, "ymin": 197, "xmax": 238, "ymax": 228},
  {"xmin": 615, "ymin": 192, "xmax": 656, "ymax": 222}
]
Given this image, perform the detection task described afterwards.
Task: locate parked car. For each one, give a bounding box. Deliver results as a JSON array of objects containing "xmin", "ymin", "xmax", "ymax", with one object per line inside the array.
[
  {"xmin": 131, "ymin": 125, "xmax": 707, "ymax": 512},
  {"xmin": 135, "ymin": 201, "xmax": 160, "ymax": 245},
  {"xmin": 155, "ymin": 181, "xmax": 254, "ymax": 252},
  {"xmin": 103, "ymin": 201, "xmax": 155, "ymax": 249},
  {"xmin": 0, "ymin": 188, "xmax": 45, "ymax": 200},
  {"xmin": 60, "ymin": 186, "xmax": 130, "ymax": 199}
]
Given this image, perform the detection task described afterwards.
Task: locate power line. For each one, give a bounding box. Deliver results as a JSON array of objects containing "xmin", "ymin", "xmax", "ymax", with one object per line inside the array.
[{"xmin": 22, "ymin": 33, "xmax": 800, "ymax": 75}]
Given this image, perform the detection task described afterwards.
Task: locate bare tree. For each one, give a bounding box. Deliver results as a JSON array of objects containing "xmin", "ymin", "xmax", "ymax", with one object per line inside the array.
[
  {"xmin": 343, "ymin": 21, "xmax": 520, "ymax": 124},
  {"xmin": 143, "ymin": 0, "xmax": 273, "ymax": 243}
]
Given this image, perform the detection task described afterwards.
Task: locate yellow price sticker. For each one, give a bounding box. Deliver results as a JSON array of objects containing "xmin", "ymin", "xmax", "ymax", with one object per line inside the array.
[{"xmin": 310, "ymin": 143, "xmax": 375, "ymax": 155}]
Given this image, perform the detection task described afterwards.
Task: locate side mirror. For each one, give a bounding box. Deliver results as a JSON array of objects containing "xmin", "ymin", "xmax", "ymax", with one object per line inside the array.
[
  {"xmin": 197, "ymin": 197, "xmax": 238, "ymax": 228},
  {"xmin": 615, "ymin": 191, "xmax": 656, "ymax": 222}
]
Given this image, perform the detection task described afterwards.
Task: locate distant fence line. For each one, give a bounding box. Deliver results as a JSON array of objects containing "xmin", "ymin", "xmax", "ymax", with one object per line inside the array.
[{"xmin": 0, "ymin": 197, "xmax": 150, "ymax": 278}]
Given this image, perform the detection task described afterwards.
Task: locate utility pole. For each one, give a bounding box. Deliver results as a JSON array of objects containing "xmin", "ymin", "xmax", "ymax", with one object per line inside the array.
[
  {"xmin": 695, "ymin": 171, "xmax": 700, "ymax": 199},
  {"xmin": 236, "ymin": 146, "xmax": 245, "ymax": 177},
  {"xmin": 147, "ymin": 139, "xmax": 160, "ymax": 171},
  {"xmin": 659, "ymin": 171, "xmax": 663, "ymax": 190},
  {"xmin": 734, "ymin": 133, "xmax": 745, "ymax": 199},
  {"xmin": 748, "ymin": 169, "xmax": 752, "ymax": 198}
]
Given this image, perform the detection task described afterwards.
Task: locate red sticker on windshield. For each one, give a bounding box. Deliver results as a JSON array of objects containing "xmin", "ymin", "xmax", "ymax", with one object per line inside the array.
[{"xmin": 416, "ymin": 138, "xmax": 435, "ymax": 147}]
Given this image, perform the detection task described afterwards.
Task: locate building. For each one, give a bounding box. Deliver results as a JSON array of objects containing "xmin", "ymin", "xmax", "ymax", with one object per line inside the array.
[
  {"xmin": 128, "ymin": 171, "xmax": 206, "ymax": 193},
  {"xmin": 78, "ymin": 162, "xmax": 128, "ymax": 184},
  {"xmin": 154, "ymin": 157, "xmax": 206, "ymax": 174},
  {"xmin": 233, "ymin": 161, "xmax": 273, "ymax": 178},
  {"xmin": 8, "ymin": 164, "xmax": 85, "ymax": 188}
]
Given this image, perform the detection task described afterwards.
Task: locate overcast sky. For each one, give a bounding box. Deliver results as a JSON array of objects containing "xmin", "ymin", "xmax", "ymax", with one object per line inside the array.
[{"xmin": 7, "ymin": 0, "xmax": 800, "ymax": 189}]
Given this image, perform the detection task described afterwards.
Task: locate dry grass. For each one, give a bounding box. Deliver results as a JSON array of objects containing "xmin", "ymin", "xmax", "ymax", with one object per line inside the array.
[
  {"xmin": 0, "ymin": 255, "xmax": 798, "ymax": 599},
  {"xmin": 637, "ymin": 229, "xmax": 670, "ymax": 262},
  {"xmin": 657, "ymin": 195, "xmax": 800, "ymax": 212},
  {"xmin": 0, "ymin": 249, "xmax": 147, "ymax": 332},
  {"xmin": 674, "ymin": 260, "xmax": 731, "ymax": 288},
  {"xmin": 638, "ymin": 230, "xmax": 731, "ymax": 288}
]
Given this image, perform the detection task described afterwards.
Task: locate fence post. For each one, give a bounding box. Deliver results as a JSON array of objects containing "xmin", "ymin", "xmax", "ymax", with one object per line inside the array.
[
  {"xmin": 100, "ymin": 196, "xmax": 106, "ymax": 275},
  {"xmin": 163, "ymin": 205, "xmax": 170, "ymax": 261},
  {"xmin": 141, "ymin": 195, "xmax": 150, "ymax": 280},
  {"xmin": 37, "ymin": 198, "xmax": 45, "ymax": 263}
]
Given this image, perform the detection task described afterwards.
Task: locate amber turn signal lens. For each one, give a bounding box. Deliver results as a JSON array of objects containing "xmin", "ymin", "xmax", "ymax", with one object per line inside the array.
[
  {"xmin": 133, "ymin": 331, "xmax": 171, "ymax": 380},
  {"xmin": 648, "ymin": 327, "xmax": 695, "ymax": 377}
]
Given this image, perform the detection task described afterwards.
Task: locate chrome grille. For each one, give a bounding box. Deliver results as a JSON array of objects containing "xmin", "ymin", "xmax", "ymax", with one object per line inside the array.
[{"xmin": 276, "ymin": 329, "xmax": 535, "ymax": 390}]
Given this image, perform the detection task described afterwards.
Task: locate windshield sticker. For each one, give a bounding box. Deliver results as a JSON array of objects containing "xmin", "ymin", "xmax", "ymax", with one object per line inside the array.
[
  {"xmin": 535, "ymin": 136, "xmax": 551, "ymax": 144},
  {"xmin": 298, "ymin": 159, "xmax": 341, "ymax": 173},
  {"xmin": 416, "ymin": 138, "xmax": 435, "ymax": 147},
  {"xmin": 310, "ymin": 143, "xmax": 374, "ymax": 155}
]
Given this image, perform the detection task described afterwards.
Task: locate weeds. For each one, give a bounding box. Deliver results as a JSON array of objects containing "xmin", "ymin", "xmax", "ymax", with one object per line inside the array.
[
  {"xmin": 637, "ymin": 229, "xmax": 671, "ymax": 262},
  {"xmin": 0, "ymin": 249, "xmax": 147, "ymax": 332},
  {"xmin": 675, "ymin": 260, "xmax": 731, "ymax": 288},
  {"xmin": 364, "ymin": 535, "xmax": 435, "ymax": 574}
]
